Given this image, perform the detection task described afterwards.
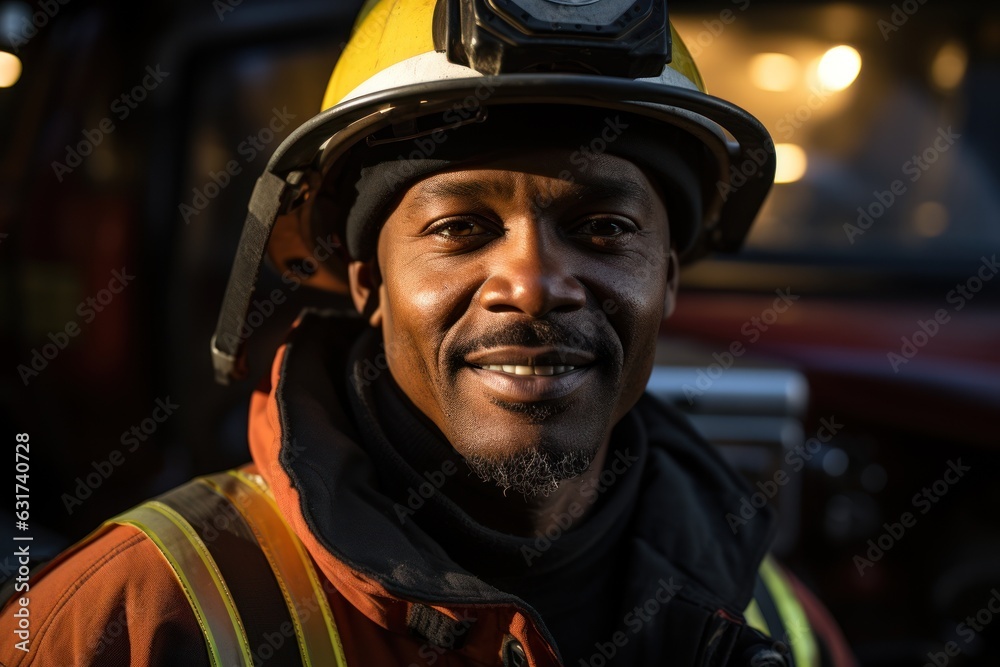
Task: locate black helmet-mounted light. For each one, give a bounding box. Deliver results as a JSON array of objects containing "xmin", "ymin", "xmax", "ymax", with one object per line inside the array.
[{"xmin": 432, "ymin": 0, "xmax": 671, "ymax": 78}]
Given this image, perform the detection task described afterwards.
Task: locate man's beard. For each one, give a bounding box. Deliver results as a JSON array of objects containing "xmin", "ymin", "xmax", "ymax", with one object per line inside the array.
[{"xmin": 463, "ymin": 437, "xmax": 599, "ymax": 497}]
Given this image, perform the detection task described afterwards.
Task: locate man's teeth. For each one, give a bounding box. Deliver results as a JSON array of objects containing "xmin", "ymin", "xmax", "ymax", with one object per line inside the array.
[{"xmin": 479, "ymin": 364, "xmax": 578, "ymax": 376}]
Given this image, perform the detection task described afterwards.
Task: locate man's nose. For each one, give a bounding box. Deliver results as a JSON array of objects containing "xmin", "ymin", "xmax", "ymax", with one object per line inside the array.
[{"xmin": 478, "ymin": 227, "xmax": 587, "ymax": 317}]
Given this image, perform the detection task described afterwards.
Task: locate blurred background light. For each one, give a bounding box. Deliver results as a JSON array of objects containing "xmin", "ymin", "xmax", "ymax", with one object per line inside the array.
[
  {"xmin": 749, "ymin": 52, "xmax": 801, "ymax": 92},
  {"xmin": 816, "ymin": 44, "xmax": 862, "ymax": 91},
  {"xmin": 931, "ymin": 40, "xmax": 968, "ymax": 91},
  {"xmin": 0, "ymin": 50, "xmax": 21, "ymax": 87},
  {"xmin": 912, "ymin": 201, "xmax": 950, "ymax": 238},
  {"xmin": 823, "ymin": 447, "xmax": 850, "ymax": 477},
  {"xmin": 774, "ymin": 143, "xmax": 808, "ymax": 184}
]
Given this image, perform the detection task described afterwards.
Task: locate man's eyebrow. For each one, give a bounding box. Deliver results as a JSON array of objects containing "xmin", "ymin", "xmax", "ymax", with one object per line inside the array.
[
  {"xmin": 565, "ymin": 179, "xmax": 653, "ymax": 206},
  {"xmin": 409, "ymin": 177, "xmax": 654, "ymax": 209},
  {"xmin": 409, "ymin": 179, "xmax": 517, "ymax": 207}
]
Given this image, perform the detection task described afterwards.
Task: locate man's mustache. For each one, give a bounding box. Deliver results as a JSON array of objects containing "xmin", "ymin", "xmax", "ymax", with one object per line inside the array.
[{"xmin": 449, "ymin": 319, "xmax": 617, "ymax": 372}]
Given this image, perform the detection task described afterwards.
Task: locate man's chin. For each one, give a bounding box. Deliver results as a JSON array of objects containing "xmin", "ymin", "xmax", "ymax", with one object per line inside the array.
[{"xmin": 461, "ymin": 436, "xmax": 600, "ymax": 498}]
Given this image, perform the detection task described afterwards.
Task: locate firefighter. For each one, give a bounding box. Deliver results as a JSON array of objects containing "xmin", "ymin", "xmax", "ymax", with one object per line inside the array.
[{"xmin": 1, "ymin": 0, "xmax": 855, "ymax": 664}]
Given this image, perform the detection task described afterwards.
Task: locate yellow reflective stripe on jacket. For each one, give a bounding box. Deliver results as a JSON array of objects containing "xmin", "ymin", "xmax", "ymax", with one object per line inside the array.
[
  {"xmin": 207, "ymin": 470, "xmax": 349, "ymax": 667},
  {"xmin": 113, "ymin": 501, "xmax": 253, "ymax": 667},
  {"xmin": 743, "ymin": 598, "xmax": 771, "ymax": 637},
  {"xmin": 112, "ymin": 470, "xmax": 349, "ymax": 667},
  {"xmin": 760, "ymin": 555, "xmax": 820, "ymax": 667}
]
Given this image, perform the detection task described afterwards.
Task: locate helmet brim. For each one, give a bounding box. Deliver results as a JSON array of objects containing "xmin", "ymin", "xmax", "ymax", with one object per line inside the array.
[{"xmin": 271, "ymin": 73, "xmax": 775, "ymax": 264}]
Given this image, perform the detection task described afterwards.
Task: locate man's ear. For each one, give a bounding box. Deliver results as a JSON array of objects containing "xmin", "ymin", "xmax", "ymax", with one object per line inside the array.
[
  {"xmin": 662, "ymin": 246, "xmax": 681, "ymax": 320},
  {"xmin": 348, "ymin": 259, "xmax": 383, "ymax": 328}
]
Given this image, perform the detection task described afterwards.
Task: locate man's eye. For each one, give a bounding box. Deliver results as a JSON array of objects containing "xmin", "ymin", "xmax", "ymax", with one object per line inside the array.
[
  {"xmin": 432, "ymin": 219, "xmax": 491, "ymax": 238},
  {"xmin": 574, "ymin": 217, "xmax": 635, "ymax": 238}
]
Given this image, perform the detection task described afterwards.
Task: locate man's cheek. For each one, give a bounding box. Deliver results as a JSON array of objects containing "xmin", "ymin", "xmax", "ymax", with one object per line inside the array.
[{"xmin": 401, "ymin": 270, "xmax": 461, "ymax": 315}]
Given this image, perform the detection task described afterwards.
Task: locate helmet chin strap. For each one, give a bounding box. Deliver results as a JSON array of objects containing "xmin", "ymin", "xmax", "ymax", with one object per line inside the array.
[{"xmin": 211, "ymin": 170, "xmax": 291, "ymax": 385}]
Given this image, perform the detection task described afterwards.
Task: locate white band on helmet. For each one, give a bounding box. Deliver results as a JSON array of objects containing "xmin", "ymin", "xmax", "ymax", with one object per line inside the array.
[{"xmin": 341, "ymin": 51, "xmax": 700, "ymax": 103}]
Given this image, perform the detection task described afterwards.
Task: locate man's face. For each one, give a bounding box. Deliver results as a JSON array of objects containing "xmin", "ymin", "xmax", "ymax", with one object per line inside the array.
[{"xmin": 349, "ymin": 150, "xmax": 679, "ymax": 495}]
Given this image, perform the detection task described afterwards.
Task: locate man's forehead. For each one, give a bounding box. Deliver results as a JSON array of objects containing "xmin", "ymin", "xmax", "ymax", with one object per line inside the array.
[{"xmin": 402, "ymin": 153, "xmax": 661, "ymax": 210}]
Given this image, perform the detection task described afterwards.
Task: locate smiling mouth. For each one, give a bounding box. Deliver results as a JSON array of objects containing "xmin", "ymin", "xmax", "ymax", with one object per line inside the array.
[
  {"xmin": 473, "ymin": 364, "xmax": 580, "ymax": 376},
  {"xmin": 464, "ymin": 363, "xmax": 593, "ymax": 404}
]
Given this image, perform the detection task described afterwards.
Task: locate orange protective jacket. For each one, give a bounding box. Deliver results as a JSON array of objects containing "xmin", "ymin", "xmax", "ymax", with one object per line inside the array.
[{"xmin": 0, "ymin": 312, "xmax": 855, "ymax": 666}]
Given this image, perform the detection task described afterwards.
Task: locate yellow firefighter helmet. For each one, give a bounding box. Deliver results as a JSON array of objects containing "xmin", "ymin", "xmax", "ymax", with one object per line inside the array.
[{"xmin": 212, "ymin": 0, "xmax": 775, "ymax": 384}]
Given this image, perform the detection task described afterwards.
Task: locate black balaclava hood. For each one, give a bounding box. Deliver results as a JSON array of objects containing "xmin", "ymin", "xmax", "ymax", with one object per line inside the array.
[{"xmin": 316, "ymin": 104, "xmax": 709, "ymax": 261}]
